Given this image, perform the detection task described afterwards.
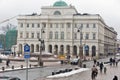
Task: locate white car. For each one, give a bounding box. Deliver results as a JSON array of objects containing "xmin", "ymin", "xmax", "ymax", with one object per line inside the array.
[
  {"xmin": 115, "ymin": 53, "xmax": 120, "ymax": 61},
  {"xmin": 70, "ymin": 58, "xmax": 79, "ymax": 65}
]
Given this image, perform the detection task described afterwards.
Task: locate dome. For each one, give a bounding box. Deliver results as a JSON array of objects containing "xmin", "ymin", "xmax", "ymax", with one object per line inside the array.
[{"xmin": 53, "ymin": 0, "xmax": 68, "ymax": 7}]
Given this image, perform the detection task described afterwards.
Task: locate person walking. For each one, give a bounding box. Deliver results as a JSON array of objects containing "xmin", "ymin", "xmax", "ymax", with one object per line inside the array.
[
  {"xmin": 93, "ymin": 58, "xmax": 97, "ymax": 65},
  {"xmin": 91, "ymin": 65, "xmax": 98, "ymax": 80},
  {"xmin": 99, "ymin": 62, "xmax": 104, "ymax": 73},
  {"xmin": 6, "ymin": 59, "xmax": 10, "ymax": 67},
  {"xmin": 104, "ymin": 67, "xmax": 107, "ymax": 74},
  {"xmin": 109, "ymin": 58, "xmax": 113, "ymax": 66},
  {"xmin": 115, "ymin": 58, "xmax": 118, "ymax": 66},
  {"xmin": 112, "ymin": 58, "xmax": 115, "ymax": 66},
  {"xmin": 113, "ymin": 75, "xmax": 118, "ymax": 80}
]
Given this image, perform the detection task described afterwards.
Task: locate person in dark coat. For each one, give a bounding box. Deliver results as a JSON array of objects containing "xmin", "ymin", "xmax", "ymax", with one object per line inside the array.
[
  {"xmin": 6, "ymin": 59, "xmax": 10, "ymax": 67},
  {"xmin": 113, "ymin": 75, "xmax": 118, "ymax": 80},
  {"xmin": 93, "ymin": 59, "xmax": 97, "ymax": 65},
  {"xmin": 109, "ymin": 58, "xmax": 113, "ymax": 66},
  {"xmin": 99, "ymin": 62, "xmax": 104, "ymax": 73}
]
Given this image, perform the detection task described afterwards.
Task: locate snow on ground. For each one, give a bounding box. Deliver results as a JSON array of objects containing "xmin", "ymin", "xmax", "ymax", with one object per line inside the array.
[
  {"xmin": 47, "ymin": 68, "xmax": 90, "ymax": 78},
  {"xmin": 0, "ymin": 54, "xmax": 8, "ymax": 58}
]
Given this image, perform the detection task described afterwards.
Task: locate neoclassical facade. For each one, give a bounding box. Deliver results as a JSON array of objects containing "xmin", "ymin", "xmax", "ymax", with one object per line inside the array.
[{"xmin": 17, "ymin": 0, "xmax": 117, "ymax": 58}]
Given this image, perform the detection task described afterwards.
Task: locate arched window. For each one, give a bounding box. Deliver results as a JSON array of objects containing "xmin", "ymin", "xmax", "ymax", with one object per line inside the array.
[
  {"xmin": 49, "ymin": 31, "xmax": 53, "ymax": 39},
  {"xmin": 54, "ymin": 11, "xmax": 61, "ymax": 15},
  {"xmin": 55, "ymin": 31, "xmax": 58, "ymax": 39}
]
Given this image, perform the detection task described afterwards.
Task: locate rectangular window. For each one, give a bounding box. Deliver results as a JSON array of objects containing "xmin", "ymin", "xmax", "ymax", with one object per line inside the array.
[
  {"xmin": 80, "ymin": 33, "xmax": 83, "ymax": 39},
  {"xmin": 93, "ymin": 33, "xmax": 96, "ymax": 39},
  {"xmin": 31, "ymin": 33, "xmax": 34, "ymax": 38},
  {"xmin": 37, "ymin": 24, "xmax": 40, "ymax": 28},
  {"xmin": 67, "ymin": 23, "xmax": 71, "ymax": 28},
  {"xmin": 20, "ymin": 32, "xmax": 23, "ymax": 38},
  {"xmin": 32, "ymin": 23, "xmax": 34, "ymax": 28},
  {"xmin": 86, "ymin": 24, "xmax": 89, "ymax": 28},
  {"xmin": 42, "ymin": 23, "xmax": 46, "ymax": 28},
  {"xmin": 61, "ymin": 32, "xmax": 64, "ymax": 39},
  {"xmin": 55, "ymin": 32, "xmax": 58, "ymax": 39},
  {"xmin": 27, "ymin": 24, "xmax": 29, "ymax": 28},
  {"xmin": 74, "ymin": 23, "xmax": 77, "ymax": 28},
  {"xmin": 86, "ymin": 33, "xmax": 89, "ymax": 39},
  {"xmin": 61, "ymin": 23, "xmax": 64, "ymax": 28},
  {"xmin": 55, "ymin": 23, "xmax": 58, "ymax": 28},
  {"xmin": 26, "ymin": 32, "xmax": 29, "ymax": 38},
  {"xmin": 81, "ymin": 24, "xmax": 83, "ymax": 28},
  {"xmin": 37, "ymin": 33, "xmax": 40, "ymax": 38},
  {"xmin": 93, "ymin": 24, "xmax": 96, "ymax": 28},
  {"xmin": 49, "ymin": 31, "xmax": 53, "ymax": 39},
  {"xmin": 20, "ymin": 23, "xmax": 23, "ymax": 28},
  {"xmin": 74, "ymin": 33, "xmax": 77, "ymax": 39},
  {"xmin": 50, "ymin": 23, "xmax": 52, "ymax": 28}
]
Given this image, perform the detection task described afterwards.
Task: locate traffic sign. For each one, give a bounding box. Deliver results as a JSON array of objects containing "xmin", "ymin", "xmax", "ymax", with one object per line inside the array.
[
  {"xmin": 24, "ymin": 53, "xmax": 30, "ymax": 58},
  {"xmin": 24, "ymin": 44, "xmax": 30, "ymax": 59},
  {"xmin": 24, "ymin": 44, "xmax": 30, "ymax": 52}
]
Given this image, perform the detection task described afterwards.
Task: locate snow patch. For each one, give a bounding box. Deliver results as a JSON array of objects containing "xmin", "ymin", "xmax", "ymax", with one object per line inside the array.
[{"xmin": 47, "ymin": 68, "xmax": 89, "ymax": 78}]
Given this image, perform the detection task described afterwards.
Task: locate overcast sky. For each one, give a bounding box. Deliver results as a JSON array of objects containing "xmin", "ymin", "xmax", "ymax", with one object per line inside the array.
[{"xmin": 0, "ymin": 0, "xmax": 120, "ymax": 38}]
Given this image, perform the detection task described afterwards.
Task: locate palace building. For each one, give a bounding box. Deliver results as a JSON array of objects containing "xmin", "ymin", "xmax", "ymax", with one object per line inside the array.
[{"xmin": 17, "ymin": 0, "xmax": 117, "ymax": 58}]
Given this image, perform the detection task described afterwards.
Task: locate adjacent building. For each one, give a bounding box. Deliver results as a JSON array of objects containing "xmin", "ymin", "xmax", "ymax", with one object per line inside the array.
[{"xmin": 17, "ymin": 0, "xmax": 117, "ymax": 59}]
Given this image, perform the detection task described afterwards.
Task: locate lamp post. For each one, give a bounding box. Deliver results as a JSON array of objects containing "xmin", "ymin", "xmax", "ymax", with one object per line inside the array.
[
  {"xmin": 38, "ymin": 27, "xmax": 45, "ymax": 66},
  {"xmin": 38, "ymin": 39, "xmax": 44, "ymax": 66},
  {"xmin": 13, "ymin": 45, "xmax": 16, "ymax": 56},
  {"xmin": 77, "ymin": 26, "xmax": 83, "ymax": 67}
]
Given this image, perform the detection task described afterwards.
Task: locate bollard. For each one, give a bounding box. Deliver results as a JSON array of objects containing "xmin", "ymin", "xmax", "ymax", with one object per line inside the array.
[
  {"xmin": 83, "ymin": 64, "xmax": 86, "ymax": 68},
  {"xmin": 12, "ymin": 66, "xmax": 14, "ymax": 69},
  {"xmin": 21, "ymin": 65, "xmax": 23, "ymax": 68},
  {"xmin": 52, "ymin": 72, "xmax": 55, "ymax": 75},
  {"xmin": 2, "ymin": 67, "xmax": 5, "ymax": 71},
  {"xmin": 29, "ymin": 64, "xmax": 31, "ymax": 68}
]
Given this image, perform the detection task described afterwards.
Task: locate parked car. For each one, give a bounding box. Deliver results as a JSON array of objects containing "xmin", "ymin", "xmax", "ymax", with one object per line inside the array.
[
  {"xmin": 1, "ymin": 51, "xmax": 12, "ymax": 55},
  {"xmin": 70, "ymin": 58, "xmax": 79, "ymax": 65},
  {"xmin": 115, "ymin": 53, "xmax": 120, "ymax": 61},
  {"xmin": 0, "ymin": 76, "xmax": 20, "ymax": 80}
]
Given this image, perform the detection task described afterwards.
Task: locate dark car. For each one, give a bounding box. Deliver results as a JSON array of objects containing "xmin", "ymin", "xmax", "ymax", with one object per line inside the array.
[
  {"xmin": 0, "ymin": 76, "xmax": 20, "ymax": 80},
  {"xmin": 1, "ymin": 51, "xmax": 12, "ymax": 55}
]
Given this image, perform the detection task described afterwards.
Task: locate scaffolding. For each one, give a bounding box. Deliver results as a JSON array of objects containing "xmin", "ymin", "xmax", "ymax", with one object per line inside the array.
[{"xmin": 5, "ymin": 29, "xmax": 17, "ymax": 50}]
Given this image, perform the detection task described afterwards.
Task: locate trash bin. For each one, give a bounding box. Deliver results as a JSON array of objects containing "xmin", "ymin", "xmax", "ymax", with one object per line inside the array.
[
  {"xmin": 83, "ymin": 64, "xmax": 86, "ymax": 68},
  {"xmin": 0, "ymin": 58, "xmax": 2, "ymax": 63}
]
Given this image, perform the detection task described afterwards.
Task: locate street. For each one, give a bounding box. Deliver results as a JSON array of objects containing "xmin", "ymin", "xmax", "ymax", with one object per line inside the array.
[{"xmin": 0, "ymin": 56, "xmax": 120, "ymax": 80}]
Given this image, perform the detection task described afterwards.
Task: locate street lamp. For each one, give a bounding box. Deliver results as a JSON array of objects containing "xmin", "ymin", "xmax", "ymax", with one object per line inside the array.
[
  {"xmin": 38, "ymin": 38, "xmax": 44, "ymax": 66},
  {"xmin": 77, "ymin": 26, "xmax": 83, "ymax": 67},
  {"xmin": 38, "ymin": 27, "xmax": 45, "ymax": 66},
  {"xmin": 77, "ymin": 27, "xmax": 83, "ymax": 58}
]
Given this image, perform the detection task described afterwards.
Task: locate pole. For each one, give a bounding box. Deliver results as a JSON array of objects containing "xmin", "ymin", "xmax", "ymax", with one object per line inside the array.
[
  {"xmin": 26, "ymin": 59, "xmax": 28, "ymax": 80},
  {"xmin": 78, "ymin": 27, "xmax": 83, "ymax": 67}
]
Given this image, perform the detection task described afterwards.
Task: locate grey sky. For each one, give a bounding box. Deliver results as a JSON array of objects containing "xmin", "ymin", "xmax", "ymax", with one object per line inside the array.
[{"xmin": 0, "ymin": 0, "xmax": 120, "ymax": 38}]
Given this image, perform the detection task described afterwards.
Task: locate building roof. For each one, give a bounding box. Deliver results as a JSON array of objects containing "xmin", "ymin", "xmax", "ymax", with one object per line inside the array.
[{"xmin": 53, "ymin": 0, "xmax": 68, "ymax": 7}]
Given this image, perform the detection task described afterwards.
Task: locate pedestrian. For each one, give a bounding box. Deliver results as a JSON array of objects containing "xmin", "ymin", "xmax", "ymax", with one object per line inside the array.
[
  {"xmin": 113, "ymin": 75, "xmax": 118, "ymax": 80},
  {"xmin": 91, "ymin": 65, "xmax": 98, "ymax": 80},
  {"xmin": 110, "ymin": 58, "xmax": 113, "ymax": 66},
  {"xmin": 93, "ymin": 58, "xmax": 97, "ymax": 65},
  {"xmin": 104, "ymin": 67, "xmax": 107, "ymax": 74},
  {"xmin": 99, "ymin": 62, "xmax": 104, "ymax": 73},
  {"xmin": 115, "ymin": 58, "xmax": 118, "ymax": 66},
  {"xmin": 113, "ymin": 58, "xmax": 115, "ymax": 66},
  {"xmin": 6, "ymin": 59, "xmax": 10, "ymax": 67}
]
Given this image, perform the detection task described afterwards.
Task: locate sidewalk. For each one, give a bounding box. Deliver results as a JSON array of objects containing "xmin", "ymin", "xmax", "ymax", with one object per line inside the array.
[{"xmin": 0, "ymin": 59, "xmax": 61, "ymax": 73}]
